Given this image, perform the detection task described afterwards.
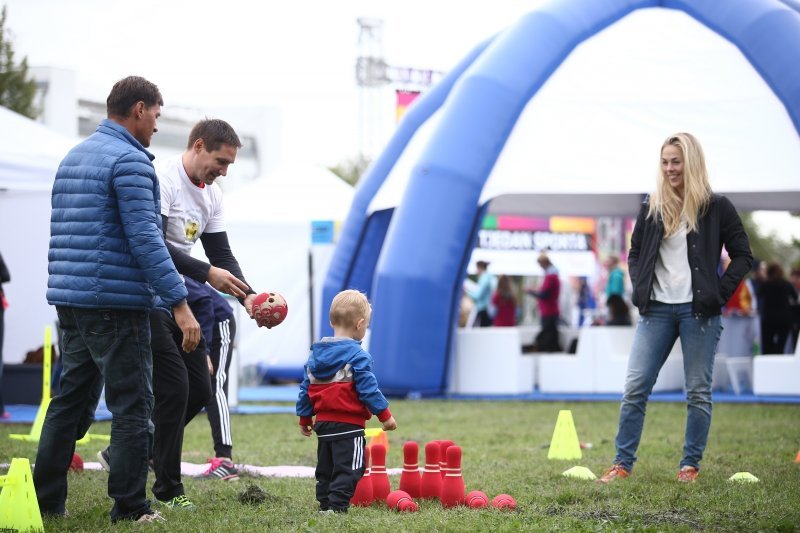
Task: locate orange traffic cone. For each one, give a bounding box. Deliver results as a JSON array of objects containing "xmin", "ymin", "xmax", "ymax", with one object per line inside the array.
[
  {"xmin": 366, "ymin": 428, "xmax": 389, "ymax": 453},
  {"xmin": 794, "ymin": 450, "xmax": 800, "ymax": 463}
]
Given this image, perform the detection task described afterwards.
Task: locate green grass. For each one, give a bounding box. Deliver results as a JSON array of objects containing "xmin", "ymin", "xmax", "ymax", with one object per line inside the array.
[{"xmin": 2, "ymin": 400, "xmax": 799, "ymax": 531}]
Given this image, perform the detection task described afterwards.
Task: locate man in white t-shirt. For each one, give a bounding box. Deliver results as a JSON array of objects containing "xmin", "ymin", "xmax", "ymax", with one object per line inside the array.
[{"xmin": 151, "ymin": 120, "xmax": 264, "ymax": 507}]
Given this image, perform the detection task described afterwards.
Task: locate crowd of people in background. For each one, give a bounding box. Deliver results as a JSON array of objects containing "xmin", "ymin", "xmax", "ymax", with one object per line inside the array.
[{"xmin": 462, "ymin": 252, "xmax": 799, "ymax": 356}]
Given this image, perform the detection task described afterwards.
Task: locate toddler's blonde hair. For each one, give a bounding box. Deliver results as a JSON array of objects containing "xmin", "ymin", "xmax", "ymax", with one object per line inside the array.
[{"xmin": 330, "ymin": 289, "xmax": 371, "ymax": 328}]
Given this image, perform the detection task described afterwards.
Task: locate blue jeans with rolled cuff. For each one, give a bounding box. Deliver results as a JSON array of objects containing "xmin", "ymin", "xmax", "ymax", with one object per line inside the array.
[{"xmin": 613, "ymin": 301, "xmax": 722, "ymax": 472}]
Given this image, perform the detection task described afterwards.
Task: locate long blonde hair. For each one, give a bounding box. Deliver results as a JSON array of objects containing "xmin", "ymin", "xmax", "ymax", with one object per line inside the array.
[{"xmin": 647, "ymin": 132, "xmax": 713, "ymax": 236}]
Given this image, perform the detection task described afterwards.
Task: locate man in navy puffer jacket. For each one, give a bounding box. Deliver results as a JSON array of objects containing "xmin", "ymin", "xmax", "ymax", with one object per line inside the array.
[{"xmin": 34, "ymin": 76, "xmax": 200, "ymax": 524}]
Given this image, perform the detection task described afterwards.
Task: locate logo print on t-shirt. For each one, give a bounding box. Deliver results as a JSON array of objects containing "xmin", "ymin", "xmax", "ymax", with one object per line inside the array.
[{"xmin": 184, "ymin": 220, "xmax": 200, "ymax": 242}]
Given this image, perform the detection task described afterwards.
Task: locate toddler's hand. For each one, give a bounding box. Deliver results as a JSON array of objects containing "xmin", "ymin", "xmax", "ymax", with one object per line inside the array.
[
  {"xmin": 300, "ymin": 425, "xmax": 313, "ymax": 437},
  {"xmin": 382, "ymin": 416, "xmax": 397, "ymax": 431}
]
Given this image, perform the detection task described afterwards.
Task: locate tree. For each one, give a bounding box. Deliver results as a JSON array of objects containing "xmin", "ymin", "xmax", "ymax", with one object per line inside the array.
[
  {"xmin": 329, "ymin": 153, "xmax": 371, "ymax": 187},
  {"xmin": 0, "ymin": 5, "xmax": 38, "ymax": 119},
  {"xmin": 741, "ymin": 211, "xmax": 799, "ymax": 268}
]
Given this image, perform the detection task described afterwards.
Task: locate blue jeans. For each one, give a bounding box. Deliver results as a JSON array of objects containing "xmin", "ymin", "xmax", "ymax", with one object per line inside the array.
[
  {"xmin": 34, "ymin": 307, "xmax": 154, "ymax": 522},
  {"xmin": 613, "ymin": 301, "xmax": 722, "ymax": 472}
]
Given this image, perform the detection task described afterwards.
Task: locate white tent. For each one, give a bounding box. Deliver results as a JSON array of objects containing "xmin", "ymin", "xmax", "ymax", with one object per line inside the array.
[
  {"xmin": 224, "ymin": 165, "xmax": 355, "ymax": 223},
  {"xmin": 0, "ymin": 106, "xmax": 75, "ymax": 192},
  {"xmin": 205, "ymin": 166, "xmax": 354, "ymax": 373},
  {"xmin": 0, "ymin": 107, "xmax": 77, "ymax": 363}
]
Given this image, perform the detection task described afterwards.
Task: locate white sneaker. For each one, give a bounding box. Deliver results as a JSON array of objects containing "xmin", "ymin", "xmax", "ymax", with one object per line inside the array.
[{"xmin": 136, "ymin": 510, "xmax": 166, "ymax": 524}]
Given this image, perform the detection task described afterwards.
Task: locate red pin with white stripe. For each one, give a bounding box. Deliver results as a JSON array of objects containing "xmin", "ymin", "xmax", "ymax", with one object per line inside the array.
[
  {"xmin": 350, "ymin": 446, "xmax": 373, "ymax": 506},
  {"xmin": 419, "ymin": 441, "xmax": 442, "ymax": 500},
  {"xmin": 399, "ymin": 441, "xmax": 421, "ymax": 498},
  {"xmin": 386, "ymin": 490, "xmax": 419, "ymax": 512},
  {"xmin": 370, "ymin": 444, "xmax": 391, "ymax": 502},
  {"xmin": 440, "ymin": 445, "xmax": 465, "ymax": 508}
]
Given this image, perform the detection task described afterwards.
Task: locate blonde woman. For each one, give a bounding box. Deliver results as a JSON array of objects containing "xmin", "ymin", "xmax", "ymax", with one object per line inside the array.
[{"xmin": 597, "ymin": 133, "xmax": 752, "ymax": 484}]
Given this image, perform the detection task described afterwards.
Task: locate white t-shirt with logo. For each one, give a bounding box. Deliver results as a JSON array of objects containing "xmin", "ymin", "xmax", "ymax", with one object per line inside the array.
[{"xmin": 156, "ymin": 154, "xmax": 225, "ymax": 255}]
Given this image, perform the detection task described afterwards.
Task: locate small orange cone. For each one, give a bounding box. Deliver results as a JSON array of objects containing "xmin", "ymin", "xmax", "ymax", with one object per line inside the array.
[
  {"xmin": 365, "ymin": 428, "xmax": 389, "ymax": 453},
  {"xmin": 794, "ymin": 450, "xmax": 800, "ymax": 463}
]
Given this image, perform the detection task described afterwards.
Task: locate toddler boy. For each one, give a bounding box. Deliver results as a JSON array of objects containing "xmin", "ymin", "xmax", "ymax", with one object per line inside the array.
[{"xmin": 296, "ymin": 290, "xmax": 397, "ymax": 513}]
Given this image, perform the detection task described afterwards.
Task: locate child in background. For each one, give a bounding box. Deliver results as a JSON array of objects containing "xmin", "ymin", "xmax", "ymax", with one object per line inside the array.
[
  {"xmin": 492, "ymin": 274, "xmax": 517, "ymax": 326},
  {"xmin": 296, "ymin": 290, "xmax": 397, "ymax": 513}
]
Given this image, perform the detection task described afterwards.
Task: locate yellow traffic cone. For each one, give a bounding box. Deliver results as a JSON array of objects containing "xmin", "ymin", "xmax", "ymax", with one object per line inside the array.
[
  {"xmin": 365, "ymin": 428, "xmax": 389, "ymax": 453},
  {"xmin": 0, "ymin": 458, "xmax": 44, "ymax": 532},
  {"xmin": 10, "ymin": 327, "xmax": 53, "ymax": 443},
  {"xmin": 548, "ymin": 410, "xmax": 582, "ymax": 460},
  {"xmin": 8, "ymin": 325, "xmax": 110, "ymax": 444}
]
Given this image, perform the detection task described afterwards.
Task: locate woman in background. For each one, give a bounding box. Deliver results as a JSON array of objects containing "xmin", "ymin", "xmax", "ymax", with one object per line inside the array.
[{"xmin": 597, "ymin": 133, "xmax": 752, "ymax": 484}]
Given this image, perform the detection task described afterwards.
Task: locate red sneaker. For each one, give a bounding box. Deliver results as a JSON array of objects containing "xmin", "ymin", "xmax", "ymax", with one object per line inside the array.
[
  {"xmin": 596, "ymin": 464, "xmax": 630, "ymax": 484},
  {"xmin": 677, "ymin": 466, "xmax": 699, "ymax": 483},
  {"xmin": 200, "ymin": 457, "xmax": 239, "ymax": 481}
]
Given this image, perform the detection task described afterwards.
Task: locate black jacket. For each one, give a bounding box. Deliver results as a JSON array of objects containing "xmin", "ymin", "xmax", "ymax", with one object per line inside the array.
[
  {"xmin": 628, "ymin": 194, "xmax": 753, "ymax": 316},
  {"xmin": 0, "ymin": 251, "xmax": 9, "ymax": 295}
]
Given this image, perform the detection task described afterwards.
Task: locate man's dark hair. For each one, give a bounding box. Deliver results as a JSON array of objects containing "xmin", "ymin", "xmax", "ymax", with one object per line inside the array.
[
  {"xmin": 766, "ymin": 262, "xmax": 785, "ymax": 281},
  {"xmin": 106, "ymin": 76, "xmax": 163, "ymax": 118},
  {"xmin": 187, "ymin": 119, "xmax": 243, "ymax": 152}
]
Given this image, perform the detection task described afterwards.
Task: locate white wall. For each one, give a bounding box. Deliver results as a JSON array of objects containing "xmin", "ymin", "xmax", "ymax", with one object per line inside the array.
[
  {"xmin": 0, "ymin": 189, "xmax": 57, "ymax": 363},
  {"xmin": 30, "ymin": 66, "xmax": 78, "ymax": 137}
]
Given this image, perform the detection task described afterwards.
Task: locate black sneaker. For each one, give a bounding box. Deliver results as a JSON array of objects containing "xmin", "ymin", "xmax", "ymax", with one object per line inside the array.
[{"xmin": 97, "ymin": 447, "xmax": 111, "ymax": 472}]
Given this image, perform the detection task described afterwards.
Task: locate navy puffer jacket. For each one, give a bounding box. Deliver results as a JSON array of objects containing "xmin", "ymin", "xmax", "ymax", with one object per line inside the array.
[{"xmin": 47, "ymin": 120, "xmax": 187, "ymax": 310}]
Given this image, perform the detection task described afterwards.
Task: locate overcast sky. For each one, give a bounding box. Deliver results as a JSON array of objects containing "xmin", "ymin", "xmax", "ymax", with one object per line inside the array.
[{"xmin": 3, "ymin": 0, "xmax": 543, "ymax": 165}]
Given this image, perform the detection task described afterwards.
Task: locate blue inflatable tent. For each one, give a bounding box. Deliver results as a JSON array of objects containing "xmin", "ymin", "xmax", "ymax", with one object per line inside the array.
[{"xmin": 322, "ymin": 0, "xmax": 800, "ymax": 395}]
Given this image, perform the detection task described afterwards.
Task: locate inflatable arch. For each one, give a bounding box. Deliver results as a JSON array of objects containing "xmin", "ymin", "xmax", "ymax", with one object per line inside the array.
[{"xmin": 322, "ymin": 0, "xmax": 800, "ymax": 395}]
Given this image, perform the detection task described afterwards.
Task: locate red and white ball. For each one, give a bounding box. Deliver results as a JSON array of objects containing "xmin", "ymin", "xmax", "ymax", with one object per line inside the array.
[
  {"xmin": 466, "ymin": 490, "xmax": 489, "ymax": 509},
  {"xmin": 491, "ymin": 493, "xmax": 516, "ymax": 510},
  {"xmin": 386, "ymin": 490, "xmax": 419, "ymax": 512},
  {"xmin": 69, "ymin": 452, "xmax": 84, "ymax": 472},
  {"xmin": 252, "ymin": 292, "xmax": 288, "ymax": 328}
]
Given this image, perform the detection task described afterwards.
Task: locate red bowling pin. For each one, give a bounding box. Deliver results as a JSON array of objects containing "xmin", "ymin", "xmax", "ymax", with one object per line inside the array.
[
  {"xmin": 386, "ymin": 490, "xmax": 419, "ymax": 512},
  {"xmin": 419, "ymin": 441, "xmax": 442, "ymax": 500},
  {"xmin": 370, "ymin": 443, "xmax": 391, "ymax": 502},
  {"xmin": 350, "ymin": 445, "xmax": 373, "ymax": 506},
  {"xmin": 438, "ymin": 440, "xmax": 455, "ymax": 479},
  {"xmin": 399, "ymin": 441, "xmax": 422, "ymax": 498},
  {"xmin": 440, "ymin": 445, "xmax": 465, "ymax": 508}
]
